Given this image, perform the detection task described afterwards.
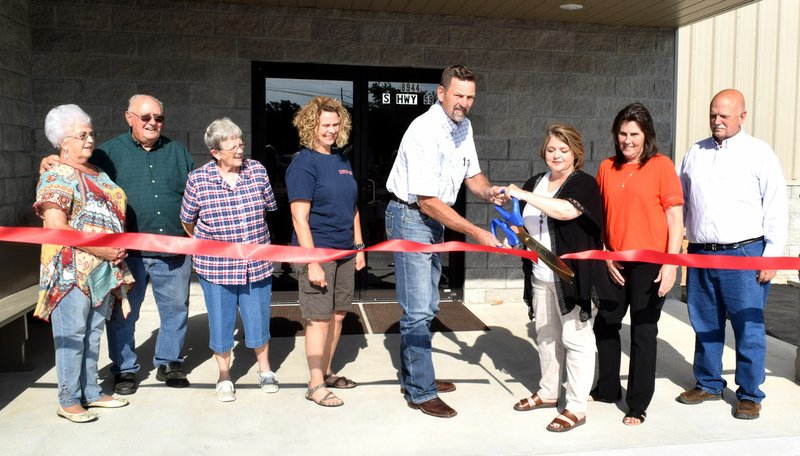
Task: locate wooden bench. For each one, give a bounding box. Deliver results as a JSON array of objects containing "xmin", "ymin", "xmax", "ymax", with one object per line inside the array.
[{"xmin": 0, "ymin": 243, "xmax": 40, "ymax": 372}]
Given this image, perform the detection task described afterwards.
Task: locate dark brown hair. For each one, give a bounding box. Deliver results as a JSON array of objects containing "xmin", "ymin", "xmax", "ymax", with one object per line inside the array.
[
  {"xmin": 611, "ymin": 102, "xmax": 658, "ymax": 169},
  {"xmin": 440, "ymin": 64, "xmax": 475, "ymax": 89}
]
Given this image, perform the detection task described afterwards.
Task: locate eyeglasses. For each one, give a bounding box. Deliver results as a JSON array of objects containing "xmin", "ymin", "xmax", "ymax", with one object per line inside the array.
[
  {"xmin": 127, "ymin": 111, "xmax": 165, "ymax": 123},
  {"xmin": 216, "ymin": 142, "xmax": 246, "ymax": 152},
  {"xmin": 67, "ymin": 131, "xmax": 96, "ymax": 141}
]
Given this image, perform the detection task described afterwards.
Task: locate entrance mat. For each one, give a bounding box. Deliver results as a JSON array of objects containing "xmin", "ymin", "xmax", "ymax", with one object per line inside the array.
[
  {"xmin": 270, "ymin": 305, "xmax": 366, "ymax": 337},
  {"xmin": 362, "ymin": 301, "xmax": 489, "ymax": 334}
]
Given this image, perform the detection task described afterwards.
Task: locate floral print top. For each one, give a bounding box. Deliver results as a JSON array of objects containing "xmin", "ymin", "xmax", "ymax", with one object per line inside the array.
[{"xmin": 33, "ymin": 163, "xmax": 134, "ymax": 321}]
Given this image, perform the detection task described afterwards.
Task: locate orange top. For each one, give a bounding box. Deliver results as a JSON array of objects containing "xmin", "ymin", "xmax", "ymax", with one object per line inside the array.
[{"xmin": 596, "ymin": 154, "xmax": 683, "ymax": 252}]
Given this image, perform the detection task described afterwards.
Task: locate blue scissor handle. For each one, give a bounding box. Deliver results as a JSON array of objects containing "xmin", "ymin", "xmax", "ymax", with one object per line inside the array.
[
  {"xmin": 494, "ymin": 197, "xmax": 524, "ymax": 226},
  {"xmin": 490, "ymin": 218, "xmax": 520, "ymax": 247}
]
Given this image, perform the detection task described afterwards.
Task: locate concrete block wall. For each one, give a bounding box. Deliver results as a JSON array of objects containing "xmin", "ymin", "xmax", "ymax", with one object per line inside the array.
[
  {"xmin": 0, "ymin": 0, "xmax": 787, "ymax": 305},
  {"xmin": 23, "ymin": 0, "xmax": 682, "ymax": 304},
  {"xmin": 0, "ymin": 0, "xmax": 35, "ymax": 227}
]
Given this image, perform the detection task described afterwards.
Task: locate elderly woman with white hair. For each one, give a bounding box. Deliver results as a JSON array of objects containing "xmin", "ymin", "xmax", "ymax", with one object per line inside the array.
[
  {"xmin": 180, "ymin": 117, "xmax": 279, "ymax": 402},
  {"xmin": 34, "ymin": 104, "xmax": 134, "ymax": 423}
]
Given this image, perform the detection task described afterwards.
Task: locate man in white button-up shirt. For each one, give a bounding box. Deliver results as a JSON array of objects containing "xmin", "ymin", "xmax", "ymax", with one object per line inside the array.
[
  {"xmin": 385, "ymin": 65, "xmax": 506, "ymax": 418},
  {"xmin": 677, "ymin": 89, "xmax": 788, "ymax": 420}
]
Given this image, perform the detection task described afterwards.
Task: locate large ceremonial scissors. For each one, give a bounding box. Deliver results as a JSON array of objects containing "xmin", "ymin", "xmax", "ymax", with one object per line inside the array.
[{"xmin": 490, "ymin": 197, "xmax": 575, "ymax": 284}]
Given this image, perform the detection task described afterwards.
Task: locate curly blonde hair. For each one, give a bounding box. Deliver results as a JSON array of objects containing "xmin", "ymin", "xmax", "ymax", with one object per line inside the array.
[{"xmin": 292, "ymin": 96, "xmax": 352, "ymax": 150}]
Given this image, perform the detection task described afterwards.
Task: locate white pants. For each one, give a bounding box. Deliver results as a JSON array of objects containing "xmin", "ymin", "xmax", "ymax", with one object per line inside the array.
[{"xmin": 533, "ymin": 277, "xmax": 596, "ymax": 414}]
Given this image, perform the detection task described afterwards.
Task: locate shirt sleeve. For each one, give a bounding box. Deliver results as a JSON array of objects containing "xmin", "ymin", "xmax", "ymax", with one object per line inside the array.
[
  {"xmin": 179, "ymin": 171, "xmax": 200, "ymax": 224},
  {"xmin": 658, "ymin": 156, "xmax": 684, "ymax": 209},
  {"xmin": 260, "ymin": 163, "xmax": 278, "ymax": 212},
  {"xmin": 286, "ymin": 153, "xmax": 316, "ymax": 202},
  {"xmin": 33, "ymin": 169, "xmax": 73, "ymax": 218},
  {"xmin": 759, "ymin": 150, "xmax": 789, "ymax": 257}
]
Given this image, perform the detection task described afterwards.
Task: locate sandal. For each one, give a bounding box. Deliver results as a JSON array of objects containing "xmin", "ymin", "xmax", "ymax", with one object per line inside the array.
[
  {"xmin": 546, "ymin": 409, "xmax": 586, "ymax": 433},
  {"xmin": 325, "ymin": 374, "xmax": 357, "ymax": 389},
  {"xmin": 512, "ymin": 393, "xmax": 557, "ymax": 411},
  {"xmin": 305, "ymin": 383, "xmax": 343, "ymax": 407},
  {"xmin": 623, "ymin": 410, "xmax": 646, "ymax": 426}
]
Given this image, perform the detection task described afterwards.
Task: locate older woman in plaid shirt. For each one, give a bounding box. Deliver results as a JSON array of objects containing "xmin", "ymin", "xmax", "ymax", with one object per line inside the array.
[{"xmin": 180, "ymin": 117, "xmax": 279, "ymax": 402}]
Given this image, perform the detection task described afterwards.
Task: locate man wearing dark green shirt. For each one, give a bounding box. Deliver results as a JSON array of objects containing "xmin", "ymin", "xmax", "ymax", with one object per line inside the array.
[
  {"xmin": 43, "ymin": 94, "xmax": 196, "ymax": 394},
  {"xmin": 100, "ymin": 95, "xmax": 195, "ymax": 394}
]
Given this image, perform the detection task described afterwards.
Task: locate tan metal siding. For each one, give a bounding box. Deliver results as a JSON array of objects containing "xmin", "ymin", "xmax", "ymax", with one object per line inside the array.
[{"xmin": 677, "ymin": 0, "xmax": 800, "ymax": 181}]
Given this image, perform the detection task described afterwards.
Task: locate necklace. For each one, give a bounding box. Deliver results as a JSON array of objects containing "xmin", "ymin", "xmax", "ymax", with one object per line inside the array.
[{"xmin": 621, "ymin": 171, "xmax": 635, "ymax": 188}]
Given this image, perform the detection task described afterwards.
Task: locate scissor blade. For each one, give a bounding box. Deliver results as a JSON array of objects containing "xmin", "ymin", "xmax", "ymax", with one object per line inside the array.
[{"xmin": 519, "ymin": 233, "xmax": 575, "ymax": 284}]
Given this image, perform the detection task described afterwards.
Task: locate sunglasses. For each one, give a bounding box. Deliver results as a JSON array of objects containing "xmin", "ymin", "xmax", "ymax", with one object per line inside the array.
[{"xmin": 127, "ymin": 111, "xmax": 165, "ymax": 123}]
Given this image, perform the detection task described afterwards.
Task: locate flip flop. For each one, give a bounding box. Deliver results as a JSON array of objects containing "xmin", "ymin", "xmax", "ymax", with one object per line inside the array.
[
  {"xmin": 513, "ymin": 393, "xmax": 558, "ymax": 411},
  {"xmin": 546, "ymin": 409, "xmax": 586, "ymax": 433}
]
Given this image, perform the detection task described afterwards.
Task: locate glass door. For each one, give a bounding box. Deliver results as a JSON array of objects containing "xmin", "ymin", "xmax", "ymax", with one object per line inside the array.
[{"xmin": 251, "ymin": 63, "xmax": 464, "ymax": 303}]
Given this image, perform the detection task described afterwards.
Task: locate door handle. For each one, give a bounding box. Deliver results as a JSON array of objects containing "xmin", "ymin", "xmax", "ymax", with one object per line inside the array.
[{"xmin": 365, "ymin": 178, "xmax": 376, "ymax": 205}]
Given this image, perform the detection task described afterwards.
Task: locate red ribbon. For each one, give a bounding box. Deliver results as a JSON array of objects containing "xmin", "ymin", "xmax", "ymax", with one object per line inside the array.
[
  {"xmin": 2, "ymin": 226, "xmax": 798, "ymax": 270},
  {"xmin": 0, "ymin": 226, "xmax": 539, "ymax": 264},
  {"xmin": 561, "ymin": 249, "xmax": 800, "ymax": 271}
]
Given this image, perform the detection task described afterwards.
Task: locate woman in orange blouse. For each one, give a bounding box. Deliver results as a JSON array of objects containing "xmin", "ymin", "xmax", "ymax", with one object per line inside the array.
[{"xmin": 592, "ymin": 103, "xmax": 684, "ymax": 426}]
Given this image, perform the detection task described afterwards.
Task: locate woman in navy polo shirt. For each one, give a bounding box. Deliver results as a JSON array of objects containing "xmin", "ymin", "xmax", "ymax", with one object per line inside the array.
[{"xmin": 287, "ymin": 97, "xmax": 365, "ymax": 407}]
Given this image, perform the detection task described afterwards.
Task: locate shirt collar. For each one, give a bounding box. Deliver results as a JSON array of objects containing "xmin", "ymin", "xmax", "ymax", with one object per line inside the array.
[
  {"xmin": 433, "ymin": 102, "xmax": 464, "ymax": 134},
  {"xmin": 208, "ymin": 159, "xmax": 251, "ymax": 184},
  {"xmin": 714, "ymin": 129, "xmax": 746, "ymax": 150},
  {"xmin": 129, "ymin": 131, "xmax": 164, "ymax": 151}
]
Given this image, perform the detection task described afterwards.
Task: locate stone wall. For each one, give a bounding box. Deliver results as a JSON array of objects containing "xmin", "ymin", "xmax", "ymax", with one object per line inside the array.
[{"xmin": 0, "ymin": 0, "xmax": 34, "ymax": 227}]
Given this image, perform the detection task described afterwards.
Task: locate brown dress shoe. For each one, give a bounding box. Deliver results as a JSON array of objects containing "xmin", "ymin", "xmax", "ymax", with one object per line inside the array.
[
  {"xmin": 734, "ymin": 400, "xmax": 761, "ymax": 420},
  {"xmin": 407, "ymin": 397, "xmax": 457, "ymax": 418},
  {"xmin": 400, "ymin": 380, "xmax": 456, "ymax": 395},
  {"xmin": 676, "ymin": 387, "xmax": 722, "ymax": 404}
]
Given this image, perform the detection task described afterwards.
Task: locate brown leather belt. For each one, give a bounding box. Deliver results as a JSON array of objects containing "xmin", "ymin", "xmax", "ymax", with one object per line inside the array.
[
  {"xmin": 689, "ymin": 236, "xmax": 764, "ymax": 252},
  {"xmin": 390, "ymin": 195, "xmax": 420, "ymax": 210}
]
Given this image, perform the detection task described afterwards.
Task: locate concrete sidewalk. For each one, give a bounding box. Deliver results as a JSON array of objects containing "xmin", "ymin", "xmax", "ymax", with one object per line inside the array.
[{"xmin": 1, "ymin": 282, "xmax": 799, "ymax": 455}]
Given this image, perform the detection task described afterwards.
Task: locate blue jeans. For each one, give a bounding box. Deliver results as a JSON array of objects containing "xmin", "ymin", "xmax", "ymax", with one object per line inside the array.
[
  {"xmin": 385, "ymin": 200, "xmax": 444, "ymax": 404},
  {"xmin": 686, "ymin": 241, "xmax": 770, "ymax": 402},
  {"xmin": 51, "ymin": 287, "xmax": 111, "ymax": 407},
  {"xmin": 198, "ymin": 275, "xmax": 272, "ymax": 353},
  {"xmin": 106, "ymin": 254, "xmax": 191, "ymax": 374}
]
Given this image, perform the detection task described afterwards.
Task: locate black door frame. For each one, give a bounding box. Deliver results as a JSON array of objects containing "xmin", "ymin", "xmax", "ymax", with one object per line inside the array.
[{"xmin": 250, "ymin": 61, "xmax": 465, "ymax": 302}]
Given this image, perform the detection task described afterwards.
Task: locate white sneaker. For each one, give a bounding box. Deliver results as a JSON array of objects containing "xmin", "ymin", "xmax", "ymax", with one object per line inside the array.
[
  {"xmin": 257, "ymin": 370, "xmax": 279, "ymax": 394},
  {"xmin": 215, "ymin": 380, "xmax": 236, "ymax": 402}
]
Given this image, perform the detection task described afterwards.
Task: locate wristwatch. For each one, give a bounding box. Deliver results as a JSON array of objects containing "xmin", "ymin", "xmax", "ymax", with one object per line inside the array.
[{"xmin": 354, "ymin": 243, "xmax": 366, "ymax": 250}]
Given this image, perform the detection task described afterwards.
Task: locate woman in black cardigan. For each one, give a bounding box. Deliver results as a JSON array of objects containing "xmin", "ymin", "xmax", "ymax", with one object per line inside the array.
[{"xmin": 506, "ymin": 123, "xmax": 607, "ymax": 433}]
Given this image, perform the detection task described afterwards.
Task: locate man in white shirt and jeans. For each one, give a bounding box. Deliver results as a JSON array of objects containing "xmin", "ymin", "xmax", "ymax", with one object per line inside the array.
[
  {"xmin": 677, "ymin": 89, "xmax": 788, "ymax": 420},
  {"xmin": 385, "ymin": 64, "xmax": 506, "ymax": 418}
]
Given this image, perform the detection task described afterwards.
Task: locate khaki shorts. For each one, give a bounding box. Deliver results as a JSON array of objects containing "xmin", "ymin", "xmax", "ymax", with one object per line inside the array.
[{"xmin": 296, "ymin": 256, "xmax": 356, "ymax": 320}]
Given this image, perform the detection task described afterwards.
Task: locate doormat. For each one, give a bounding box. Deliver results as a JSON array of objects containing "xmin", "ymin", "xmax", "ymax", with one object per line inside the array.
[
  {"xmin": 269, "ymin": 301, "xmax": 489, "ymax": 337},
  {"xmin": 362, "ymin": 301, "xmax": 489, "ymax": 334},
  {"xmin": 269, "ymin": 305, "xmax": 366, "ymax": 337}
]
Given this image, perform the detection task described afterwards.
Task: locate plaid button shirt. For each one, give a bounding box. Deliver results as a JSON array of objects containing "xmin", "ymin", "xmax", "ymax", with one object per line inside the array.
[{"xmin": 180, "ymin": 159, "xmax": 277, "ymax": 284}]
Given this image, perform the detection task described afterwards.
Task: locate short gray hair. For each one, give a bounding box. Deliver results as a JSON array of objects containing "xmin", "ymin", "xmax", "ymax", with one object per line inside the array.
[
  {"xmin": 204, "ymin": 117, "xmax": 242, "ymax": 150},
  {"xmin": 128, "ymin": 94, "xmax": 163, "ymax": 112},
  {"xmin": 44, "ymin": 104, "xmax": 92, "ymax": 149}
]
